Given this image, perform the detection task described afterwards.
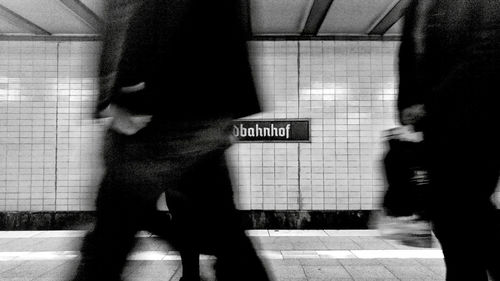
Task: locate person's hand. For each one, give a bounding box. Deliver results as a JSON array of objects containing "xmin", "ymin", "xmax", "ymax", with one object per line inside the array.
[
  {"xmin": 401, "ymin": 104, "xmax": 426, "ymax": 125},
  {"xmin": 107, "ymin": 105, "xmax": 152, "ymax": 135}
]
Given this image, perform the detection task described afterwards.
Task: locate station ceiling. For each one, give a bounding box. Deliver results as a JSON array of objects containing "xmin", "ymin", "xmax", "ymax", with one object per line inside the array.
[{"xmin": 0, "ymin": 0, "xmax": 408, "ymax": 40}]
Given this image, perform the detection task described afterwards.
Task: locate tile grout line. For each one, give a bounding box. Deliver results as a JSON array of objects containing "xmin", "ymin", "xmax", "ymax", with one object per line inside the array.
[
  {"xmin": 296, "ymin": 40, "xmax": 302, "ymax": 211},
  {"xmin": 167, "ymin": 264, "xmax": 182, "ymax": 281},
  {"xmin": 54, "ymin": 42, "xmax": 60, "ymax": 212},
  {"xmin": 339, "ymin": 259, "xmax": 356, "ymax": 281}
]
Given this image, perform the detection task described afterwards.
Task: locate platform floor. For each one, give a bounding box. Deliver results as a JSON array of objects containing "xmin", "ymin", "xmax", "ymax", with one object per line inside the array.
[{"xmin": 0, "ymin": 230, "xmax": 446, "ymax": 281}]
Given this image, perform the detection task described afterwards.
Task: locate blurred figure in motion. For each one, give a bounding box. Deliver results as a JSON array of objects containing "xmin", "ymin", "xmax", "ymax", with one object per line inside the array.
[
  {"xmin": 398, "ymin": 0, "xmax": 500, "ymax": 280},
  {"xmin": 97, "ymin": 0, "xmax": 200, "ymax": 278},
  {"xmin": 70, "ymin": 0, "xmax": 272, "ymax": 281}
]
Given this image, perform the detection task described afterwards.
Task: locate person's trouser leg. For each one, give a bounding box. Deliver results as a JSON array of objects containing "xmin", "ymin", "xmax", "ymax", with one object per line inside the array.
[
  {"xmin": 433, "ymin": 213, "xmax": 489, "ymax": 281},
  {"xmin": 71, "ymin": 129, "xmax": 182, "ymax": 281},
  {"xmin": 162, "ymin": 193, "xmax": 201, "ymax": 280},
  {"xmin": 479, "ymin": 172, "xmax": 500, "ymax": 281},
  {"xmin": 485, "ymin": 207, "xmax": 500, "ymax": 280},
  {"xmin": 179, "ymin": 250, "xmax": 201, "ymax": 281},
  {"xmin": 213, "ymin": 224, "xmax": 270, "ymax": 281},
  {"xmin": 71, "ymin": 177, "xmax": 143, "ymax": 281},
  {"xmin": 191, "ymin": 152, "xmax": 271, "ymax": 281},
  {"xmin": 163, "ymin": 149, "xmax": 272, "ymax": 281},
  {"xmin": 429, "ymin": 146, "xmax": 500, "ymax": 281}
]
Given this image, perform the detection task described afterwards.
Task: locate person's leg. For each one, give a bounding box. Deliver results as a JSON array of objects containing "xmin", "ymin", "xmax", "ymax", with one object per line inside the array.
[
  {"xmin": 71, "ymin": 177, "xmax": 142, "ymax": 281},
  {"xmin": 164, "ymin": 188, "xmax": 202, "ymax": 281},
  {"xmin": 475, "ymin": 164, "xmax": 500, "ymax": 281},
  {"xmin": 479, "ymin": 204, "xmax": 500, "ymax": 281},
  {"xmin": 179, "ymin": 250, "xmax": 201, "ymax": 281},
  {"xmin": 140, "ymin": 210, "xmax": 174, "ymax": 237},
  {"xmin": 72, "ymin": 130, "xmax": 174, "ymax": 281},
  {"xmin": 429, "ymin": 146, "xmax": 500, "ymax": 281},
  {"xmin": 432, "ymin": 213, "xmax": 489, "ymax": 281},
  {"xmin": 214, "ymin": 226, "xmax": 271, "ymax": 281},
  {"xmin": 190, "ymin": 151, "xmax": 271, "ymax": 281},
  {"xmin": 141, "ymin": 200, "xmax": 201, "ymax": 281},
  {"xmin": 153, "ymin": 144, "xmax": 271, "ymax": 281},
  {"xmin": 460, "ymin": 153, "xmax": 500, "ymax": 281}
]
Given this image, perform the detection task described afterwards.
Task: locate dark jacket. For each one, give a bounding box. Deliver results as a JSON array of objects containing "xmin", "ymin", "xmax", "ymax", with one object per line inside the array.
[
  {"xmin": 398, "ymin": 0, "xmax": 500, "ymax": 139},
  {"xmin": 98, "ymin": 0, "xmax": 260, "ymax": 121},
  {"xmin": 397, "ymin": 0, "xmax": 427, "ymax": 115},
  {"xmin": 96, "ymin": 0, "xmax": 142, "ymax": 116}
]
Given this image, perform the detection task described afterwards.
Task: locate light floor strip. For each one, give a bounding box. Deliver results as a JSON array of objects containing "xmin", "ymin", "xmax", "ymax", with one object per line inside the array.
[
  {"xmin": 0, "ymin": 230, "xmax": 383, "ymax": 239},
  {"xmin": 352, "ymin": 250, "xmax": 444, "ymax": 259},
  {"xmin": 0, "ymin": 250, "xmax": 443, "ymax": 261}
]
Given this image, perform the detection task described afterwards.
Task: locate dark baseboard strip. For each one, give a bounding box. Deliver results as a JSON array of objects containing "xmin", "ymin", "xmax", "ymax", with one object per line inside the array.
[
  {"xmin": 0, "ymin": 210, "xmax": 372, "ymax": 230},
  {"xmin": 244, "ymin": 210, "xmax": 371, "ymax": 229},
  {"xmin": 0, "ymin": 212, "xmax": 95, "ymax": 231}
]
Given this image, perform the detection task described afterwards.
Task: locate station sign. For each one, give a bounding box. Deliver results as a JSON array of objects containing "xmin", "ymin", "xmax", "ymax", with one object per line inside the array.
[{"xmin": 232, "ymin": 119, "xmax": 310, "ymax": 142}]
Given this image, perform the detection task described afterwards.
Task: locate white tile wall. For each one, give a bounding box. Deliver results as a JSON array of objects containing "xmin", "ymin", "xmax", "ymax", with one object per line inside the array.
[
  {"xmin": 0, "ymin": 41, "xmax": 104, "ymax": 212},
  {"xmin": 2, "ymin": 39, "xmax": 496, "ymax": 212},
  {"xmin": 54, "ymin": 42, "xmax": 104, "ymax": 212},
  {"xmin": 228, "ymin": 41, "xmax": 301, "ymax": 210},
  {"xmin": 1, "ymin": 41, "xmax": 59, "ymax": 211},
  {"xmin": 229, "ymin": 41, "xmax": 399, "ymax": 211}
]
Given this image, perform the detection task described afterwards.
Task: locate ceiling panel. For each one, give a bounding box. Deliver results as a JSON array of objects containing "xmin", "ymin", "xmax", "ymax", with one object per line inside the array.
[
  {"xmin": 251, "ymin": 0, "xmax": 314, "ymax": 35},
  {"xmin": 0, "ymin": 16, "xmax": 29, "ymax": 34},
  {"xmin": 80, "ymin": 0, "xmax": 104, "ymax": 19},
  {"xmin": 0, "ymin": 0, "xmax": 95, "ymax": 34},
  {"xmin": 319, "ymin": 0, "xmax": 396, "ymax": 35},
  {"xmin": 0, "ymin": 0, "xmax": 403, "ymax": 38},
  {"xmin": 385, "ymin": 17, "xmax": 403, "ymax": 35}
]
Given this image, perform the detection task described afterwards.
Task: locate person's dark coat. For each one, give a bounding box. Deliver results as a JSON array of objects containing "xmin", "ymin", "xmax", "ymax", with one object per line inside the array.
[
  {"xmin": 397, "ymin": 1, "xmax": 500, "ymax": 280},
  {"xmin": 99, "ymin": 0, "xmax": 260, "ymax": 121},
  {"xmin": 397, "ymin": 0, "xmax": 427, "ymax": 115},
  {"xmin": 399, "ymin": 0, "xmax": 500, "ymax": 138},
  {"xmin": 96, "ymin": 0, "xmax": 142, "ymax": 117}
]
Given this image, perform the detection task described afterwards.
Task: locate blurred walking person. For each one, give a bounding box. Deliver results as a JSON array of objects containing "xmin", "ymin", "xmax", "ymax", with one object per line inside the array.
[
  {"xmin": 70, "ymin": 0, "xmax": 272, "ymax": 280},
  {"xmin": 398, "ymin": 0, "xmax": 500, "ymax": 280}
]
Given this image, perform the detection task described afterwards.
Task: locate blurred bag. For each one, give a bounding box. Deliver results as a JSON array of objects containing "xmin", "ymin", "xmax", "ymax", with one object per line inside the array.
[
  {"xmin": 383, "ymin": 126, "xmax": 429, "ymax": 217},
  {"xmin": 375, "ymin": 213, "xmax": 433, "ymax": 248},
  {"xmin": 377, "ymin": 126, "xmax": 433, "ymax": 248}
]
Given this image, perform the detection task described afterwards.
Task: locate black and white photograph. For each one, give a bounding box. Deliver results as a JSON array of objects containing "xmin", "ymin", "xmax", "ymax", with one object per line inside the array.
[{"xmin": 0, "ymin": 0, "xmax": 499, "ymax": 280}]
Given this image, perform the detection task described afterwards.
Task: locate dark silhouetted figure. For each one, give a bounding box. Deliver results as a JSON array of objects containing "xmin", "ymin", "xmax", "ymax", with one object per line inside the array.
[
  {"xmin": 70, "ymin": 0, "xmax": 272, "ymax": 281},
  {"xmin": 398, "ymin": 0, "xmax": 500, "ymax": 280}
]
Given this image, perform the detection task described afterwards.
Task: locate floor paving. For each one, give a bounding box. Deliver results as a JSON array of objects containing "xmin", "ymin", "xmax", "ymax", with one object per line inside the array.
[{"xmin": 0, "ymin": 230, "xmax": 447, "ymax": 281}]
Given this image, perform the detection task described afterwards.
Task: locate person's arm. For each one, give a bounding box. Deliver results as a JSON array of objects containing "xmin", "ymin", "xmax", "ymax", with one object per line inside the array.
[
  {"xmin": 96, "ymin": 0, "xmax": 142, "ymax": 118},
  {"xmin": 103, "ymin": 0, "xmax": 158, "ymax": 135},
  {"xmin": 397, "ymin": 0, "xmax": 426, "ymax": 125},
  {"xmin": 111, "ymin": 0, "xmax": 158, "ymax": 115}
]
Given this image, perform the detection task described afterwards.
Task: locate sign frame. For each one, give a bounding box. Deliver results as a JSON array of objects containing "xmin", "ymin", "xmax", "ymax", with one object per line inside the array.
[{"xmin": 232, "ymin": 118, "xmax": 311, "ymax": 143}]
